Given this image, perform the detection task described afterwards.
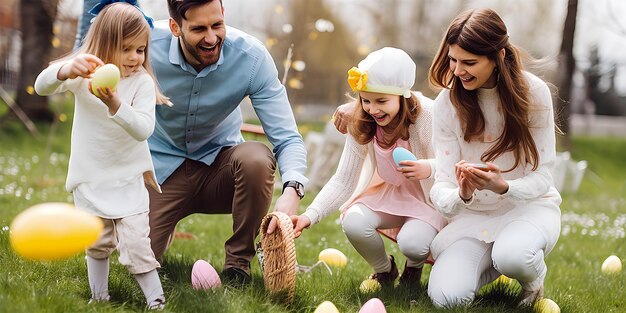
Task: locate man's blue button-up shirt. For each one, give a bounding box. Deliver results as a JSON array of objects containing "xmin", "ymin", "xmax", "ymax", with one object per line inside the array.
[{"xmin": 149, "ymin": 23, "xmax": 308, "ymax": 186}]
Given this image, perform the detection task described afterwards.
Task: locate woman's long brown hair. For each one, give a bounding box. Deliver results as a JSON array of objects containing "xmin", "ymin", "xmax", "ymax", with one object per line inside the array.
[{"xmin": 429, "ymin": 8, "xmax": 539, "ymax": 172}]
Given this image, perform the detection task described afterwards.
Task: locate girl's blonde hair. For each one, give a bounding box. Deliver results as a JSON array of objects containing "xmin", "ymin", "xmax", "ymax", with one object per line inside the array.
[
  {"xmin": 348, "ymin": 93, "xmax": 421, "ymax": 149},
  {"xmin": 65, "ymin": 3, "xmax": 168, "ymax": 104}
]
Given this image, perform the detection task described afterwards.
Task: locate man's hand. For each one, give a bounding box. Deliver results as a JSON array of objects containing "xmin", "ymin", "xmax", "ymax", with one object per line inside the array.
[
  {"xmin": 290, "ymin": 214, "xmax": 311, "ymax": 238},
  {"xmin": 266, "ymin": 188, "xmax": 300, "ymax": 234},
  {"xmin": 332, "ymin": 101, "xmax": 355, "ymax": 134}
]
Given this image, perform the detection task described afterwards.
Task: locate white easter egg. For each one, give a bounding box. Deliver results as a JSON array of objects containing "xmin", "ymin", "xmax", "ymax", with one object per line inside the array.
[
  {"xmin": 601, "ymin": 255, "xmax": 622, "ymax": 274},
  {"xmin": 313, "ymin": 301, "xmax": 339, "ymax": 313}
]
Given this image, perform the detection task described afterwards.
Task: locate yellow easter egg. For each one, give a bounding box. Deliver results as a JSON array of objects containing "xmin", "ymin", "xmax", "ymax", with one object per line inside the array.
[
  {"xmin": 495, "ymin": 274, "xmax": 513, "ymax": 285},
  {"xmin": 314, "ymin": 301, "xmax": 339, "ymax": 313},
  {"xmin": 91, "ymin": 64, "xmax": 120, "ymax": 97},
  {"xmin": 601, "ymin": 255, "xmax": 622, "ymax": 274},
  {"xmin": 359, "ymin": 278, "xmax": 381, "ymax": 293},
  {"xmin": 534, "ymin": 298, "xmax": 560, "ymax": 313},
  {"xmin": 10, "ymin": 202, "xmax": 103, "ymax": 261},
  {"xmin": 318, "ymin": 248, "xmax": 347, "ymax": 268}
]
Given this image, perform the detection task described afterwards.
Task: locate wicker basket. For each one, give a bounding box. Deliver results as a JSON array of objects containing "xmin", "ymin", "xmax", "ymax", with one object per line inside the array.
[{"xmin": 259, "ymin": 211, "xmax": 297, "ymax": 303}]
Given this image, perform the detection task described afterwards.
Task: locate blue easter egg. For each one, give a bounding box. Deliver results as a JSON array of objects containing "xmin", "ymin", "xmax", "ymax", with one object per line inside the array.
[{"xmin": 392, "ymin": 147, "xmax": 417, "ymax": 167}]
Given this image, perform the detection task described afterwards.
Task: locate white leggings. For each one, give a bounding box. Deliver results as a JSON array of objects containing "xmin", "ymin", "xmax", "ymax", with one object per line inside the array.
[
  {"xmin": 428, "ymin": 221, "xmax": 548, "ymax": 307},
  {"xmin": 341, "ymin": 204, "xmax": 437, "ymax": 273}
]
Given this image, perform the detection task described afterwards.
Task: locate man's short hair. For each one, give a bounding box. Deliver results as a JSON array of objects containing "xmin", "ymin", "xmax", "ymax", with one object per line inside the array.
[{"xmin": 167, "ymin": 0, "xmax": 223, "ymax": 26}]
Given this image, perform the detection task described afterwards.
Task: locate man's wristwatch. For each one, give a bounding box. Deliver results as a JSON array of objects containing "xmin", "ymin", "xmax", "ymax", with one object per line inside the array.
[{"xmin": 282, "ymin": 181, "xmax": 305, "ymax": 199}]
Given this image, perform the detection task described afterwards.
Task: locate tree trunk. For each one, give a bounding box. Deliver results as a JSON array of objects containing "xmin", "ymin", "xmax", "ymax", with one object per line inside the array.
[
  {"xmin": 555, "ymin": 0, "xmax": 578, "ymax": 150},
  {"xmin": 16, "ymin": 0, "xmax": 59, "ymax": 123}
]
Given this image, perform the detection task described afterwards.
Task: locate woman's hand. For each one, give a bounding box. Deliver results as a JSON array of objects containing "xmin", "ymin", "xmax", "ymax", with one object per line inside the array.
[
  {"xmin": 332, "ymin": 102, "xmax": 355, "ymax": 134},
  {"xmin": 291, "ymin": 214, "xmax": 311, "ymax": 238},
  {"xmin": 397, "ymin": 159, "xmax": 431, "ymax": 180},
  {"xmin": 58, "ymin": 54, "xmax": 104, "ymax": 80},
  {"xmin": 455, "ymin": 160, "xmax": 477, "ymax": 201},
  {"xmin": 459, "ymin": 162, "xmax": 509, "ymax": 194}
]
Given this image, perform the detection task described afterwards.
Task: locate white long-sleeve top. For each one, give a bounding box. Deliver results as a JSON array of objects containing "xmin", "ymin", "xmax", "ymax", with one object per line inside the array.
[
  {"xmin": 303, "ymin": 93, "xmax": 438, "ymax": 226},
  {"xmin": 34, "ymin": 62, "xmax": 161, "ymax": 209},
  {"xmin": 429, "ymin": 72, "xmax": 562, "ymax": 258}
]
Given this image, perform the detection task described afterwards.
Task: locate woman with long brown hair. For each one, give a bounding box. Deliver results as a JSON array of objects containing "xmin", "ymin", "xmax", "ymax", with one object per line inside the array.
[{"xmin": 427, "ymin": 8, "xmax": 561, "ymax": 308}]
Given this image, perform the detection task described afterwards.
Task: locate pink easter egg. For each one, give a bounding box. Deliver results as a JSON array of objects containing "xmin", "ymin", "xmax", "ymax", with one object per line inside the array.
[
  {"xmin": 358, "ymin": 298, "xmax": 387, "ymax": 313},
  {"xmin": 191, "ymin": 260, "xmax": 221, "ymax": 289}
]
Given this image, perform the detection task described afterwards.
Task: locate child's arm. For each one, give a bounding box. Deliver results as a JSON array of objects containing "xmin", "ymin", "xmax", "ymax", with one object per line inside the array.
[
  {"xmin": 35, "ymin": 54, "xmax": 104, "ymax": 96},
  {"xmin": 57, "ymin": 54, "xmax": 104, "ymax": 81},
  {"xmin": 107, "ymin": 73, "xmax": 156, "ymax": 141},
  {"xmin": 300, "ymin": 135, "xmax": 368, "ymax": 227},
  {"xmin": 396, "ymin": 159, "xmax": 432, "ymax": 180}
]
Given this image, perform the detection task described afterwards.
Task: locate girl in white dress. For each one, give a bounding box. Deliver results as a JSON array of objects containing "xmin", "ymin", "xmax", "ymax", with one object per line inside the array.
[
  {"xmin": 426, "ymin": 8, "xmax": 561, "ymax": 307},
  {"xmin": 292, "ymin": 47, "xmax": 446, "ymax": 288},
  {"xmin": 35, "ymin": 2, "xmax": 169, "ymax": 309}
]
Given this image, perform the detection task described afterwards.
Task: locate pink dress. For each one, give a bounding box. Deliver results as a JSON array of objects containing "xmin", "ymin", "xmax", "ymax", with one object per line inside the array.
[{"xmin": 345, "ymin": 127, "xmax": 446, "ymax": 240}]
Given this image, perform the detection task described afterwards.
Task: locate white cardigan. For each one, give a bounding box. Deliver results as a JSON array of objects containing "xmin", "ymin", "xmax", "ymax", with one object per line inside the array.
[
  {"xmin": 303, "ymin": 93, "xmax": 437, "ymax": 225},
  {"xmin": 429, "ymin": 72, "xmax": 562, "ymax": 258},
  {"xmin": 34, "ymin": 61, "xmax": 161, "ymax": 195}
]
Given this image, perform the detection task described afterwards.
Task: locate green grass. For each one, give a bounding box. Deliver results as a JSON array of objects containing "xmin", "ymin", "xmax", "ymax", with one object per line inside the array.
[{"xmin": 1, "ymin": 100, "xmax": 625, "ymax": 312}]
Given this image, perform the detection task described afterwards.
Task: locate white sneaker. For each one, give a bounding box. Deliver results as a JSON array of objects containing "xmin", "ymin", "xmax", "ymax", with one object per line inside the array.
[
  {"xmin": 147, "ymin": 298, "xmax": 165, "ymax": 310},
  {"xmin": 88, "ymin": 295, "xmax": 110, "ymax": 304}
]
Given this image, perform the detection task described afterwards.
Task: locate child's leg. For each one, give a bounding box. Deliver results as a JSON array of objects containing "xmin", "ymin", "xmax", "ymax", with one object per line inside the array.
[
  {"xmin": 396, "ymin": 218, "xmax": 437, "ymax": 268},
  {"xmin": 116, "ymin": 212, "xmax": 164, "ymax": 308},
  {"xmin": 491, "ymin": 220, "xmax": 548, "ymax": 304},
  {"xmin": 86, "ymin": 256, "xmax": 110, "ymax": 302},
  {"xmin": 85, "ymin": 218, "xmax": 117, "ymax": 302},
  {"xmin": 134, "ymin": 270, "xmax": 165, "ymax": 309},
  {"xmin": 341, "ymin": 204, "xmax": 404, "ymax": 273}
]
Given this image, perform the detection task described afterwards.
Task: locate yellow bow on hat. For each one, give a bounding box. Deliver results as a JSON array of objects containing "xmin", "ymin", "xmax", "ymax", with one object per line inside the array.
[{"xmin": 347, "ymin": 67, "xmax": 368, "ymax": 92}]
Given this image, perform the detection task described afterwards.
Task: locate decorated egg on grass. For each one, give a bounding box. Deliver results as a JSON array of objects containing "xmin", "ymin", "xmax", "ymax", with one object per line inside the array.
[
  {"xmin": 10, "ymin": 202, "xmax": 103, "ymax": 261},
  {"xmin": 191, "ymin": 260, "xmax": 221, "ymax": 289},
  {"xmin": 313, "ymin": 301, "xmax": 339, "ymax": 313},
  {"xmin": 91, "ymin": 64, "xmax": 120, "ymax": 97},
  {"xmin": 392, "ymin": 147, "xmax": 417, "ymax": 167},
  {"xmin": 358, "ymin": 298, "xmax": 386, "ymax": 313},
  {"xmin": 359, "ymin": 278, "xmax": 381, "ymax": 293},
  {"xmin": 601, "ymin": 255, "xmax": 622, "ymax": 274},
  {"xmin": 495, "ymin": 274, "xmax": 513, "ymax": 286},
  {"xmin": 534, "ymin": 298, "xmax": 560, "ymax": 313},
  {"xmin": 318, "ymin": 248, "xmax": 347, "ymax": 268}
]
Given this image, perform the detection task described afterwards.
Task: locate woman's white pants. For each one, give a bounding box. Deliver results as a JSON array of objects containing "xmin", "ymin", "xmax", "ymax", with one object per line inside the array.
[{"xmin": 428, "ymin": 220, "xmax": 548, "ymax": 307}]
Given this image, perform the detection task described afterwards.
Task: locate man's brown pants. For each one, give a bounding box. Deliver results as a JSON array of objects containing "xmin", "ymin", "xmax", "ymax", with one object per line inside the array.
[{"xmin": 148, "ymin": 142, "xmax": 276, "ymax": 274}]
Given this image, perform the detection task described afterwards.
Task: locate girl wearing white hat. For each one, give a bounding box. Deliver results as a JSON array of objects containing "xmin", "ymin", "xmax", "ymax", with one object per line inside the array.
[
  {"xmin": 292, "ymin": 47, "xmax": 446, "ymax": 288},
  {"xmin": 426, "ymin": 8, "xmax": 561, "ymax": 308}
]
